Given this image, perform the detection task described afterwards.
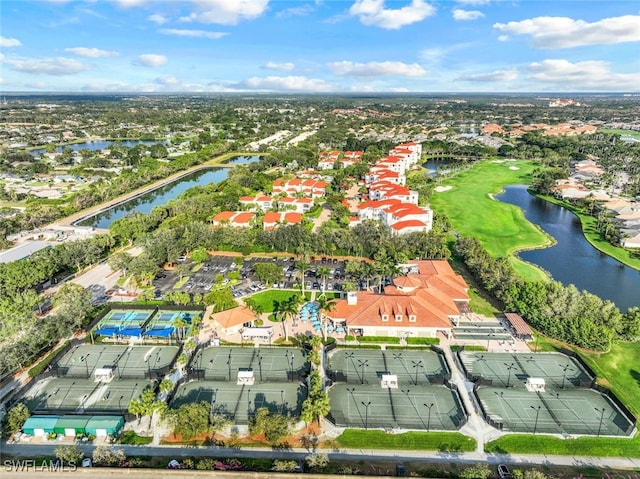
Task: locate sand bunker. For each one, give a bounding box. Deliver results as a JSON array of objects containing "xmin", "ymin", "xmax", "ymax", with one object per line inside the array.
[
  {"xmin": 435, "ymin": 186, "xmax": 453, "ymax": 192},
  {"xmin": 509, "ymin": 166, "xmax": 520, "ymax": 170}
]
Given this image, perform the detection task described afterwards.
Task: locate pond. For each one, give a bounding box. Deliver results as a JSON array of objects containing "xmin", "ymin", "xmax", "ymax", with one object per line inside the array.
[
  {"xmin": 76, "ymin": 155, "xmax": 259, "ymax": 229},
  {"xmin": 30, "ymin": 140, "xmax": 165, "ymax": 156},
  {"xmin": 497, "ymin": 185, "xmax": 640, "ymax": 311}
]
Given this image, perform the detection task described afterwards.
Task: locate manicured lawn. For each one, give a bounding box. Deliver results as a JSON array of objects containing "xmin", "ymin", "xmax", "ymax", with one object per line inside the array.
[
  {"xmin": 579, "ymin": 342, "xmax": 640, "ymax": 418},
  {"xmin": 429, "ymin": 160, "xmax": 550, "ymax": 282},
  {"xmin": 249, "ymin": 290, "xmax": 303, "ymax": 313},
  {"xmin": 485, "ymin": 432, "xmax": 640, "ymax": 457},
  {"xmin": 118, "ymin": 431, "xmax": 153, "ymax": 445},
  {"xmin": 335, "ymin": 430, "xmax": 476, "ymax": 452},
  {"xmin": 600, "ymin": 128, "xmax": 640, "ymax": 139}
]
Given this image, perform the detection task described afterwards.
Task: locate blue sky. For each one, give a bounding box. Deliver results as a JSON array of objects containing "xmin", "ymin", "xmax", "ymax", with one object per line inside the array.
[{"xmin": 1, "ymin": 0, "xmax": 639, "ymax": 93}]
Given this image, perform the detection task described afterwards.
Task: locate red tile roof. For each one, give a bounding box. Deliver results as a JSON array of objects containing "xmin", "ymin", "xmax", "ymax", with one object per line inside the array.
[
  {"xmin": 327, "ymin": 260, "xmax": 468, "ymax": 330},
  {"xmin": 212, "ymin": 306, "xmax": 255, "ymax": 329},
  {"xmin": 390, "ymin": 220, "xmax": 427, "ymax": 231}
]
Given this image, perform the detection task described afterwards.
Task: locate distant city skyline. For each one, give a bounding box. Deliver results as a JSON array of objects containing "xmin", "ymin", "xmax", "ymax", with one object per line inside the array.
[{"xmin": 1, "ymin": 0, "xmax": 639, "ymax": 93}]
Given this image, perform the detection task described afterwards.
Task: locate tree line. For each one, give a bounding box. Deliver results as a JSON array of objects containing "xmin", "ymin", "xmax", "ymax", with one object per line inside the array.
[{"xmin": 454, "ymin": 236, "xmax": 640, "ymax": 351}]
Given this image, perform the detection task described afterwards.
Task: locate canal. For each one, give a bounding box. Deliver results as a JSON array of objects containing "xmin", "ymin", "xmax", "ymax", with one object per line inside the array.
[
  {"xmin": 77, "ymin": 155, "xmax": 258, "ymax": 229},
  {"xmin": 497, "ymin": 185, "xmax": 640, "ymax": 311}
]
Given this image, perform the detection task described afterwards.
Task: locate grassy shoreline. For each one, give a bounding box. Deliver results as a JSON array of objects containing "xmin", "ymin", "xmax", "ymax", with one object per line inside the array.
[{"xmin": 534, "ymin": 192, "xmax": 640, "ymax": 272}]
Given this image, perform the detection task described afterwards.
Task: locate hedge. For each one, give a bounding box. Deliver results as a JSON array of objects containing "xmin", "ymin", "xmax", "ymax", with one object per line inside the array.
[
  {"xmin": 406, "ymin": 337, "xmax": 440, "ymax": 345},
  {"xmin": 356, "ymin": 336, "xmax": 401, "ymax": 344},
  {"xmin": 28, "ymin": 340, "xmax": 70, "ymax": 377}
]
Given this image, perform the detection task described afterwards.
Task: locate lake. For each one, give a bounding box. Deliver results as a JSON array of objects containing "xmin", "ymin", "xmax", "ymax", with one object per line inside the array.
[
  {"xmin": 497, "ymin": 185, "xmax": 640, "ymax": 311},
  {"xmin": 30, "ymin": 140, "xmax": 165, "ymax": 156},
  {"xmin": 76, "ymin": 155, "xmax": 259, "ymax": 229}
]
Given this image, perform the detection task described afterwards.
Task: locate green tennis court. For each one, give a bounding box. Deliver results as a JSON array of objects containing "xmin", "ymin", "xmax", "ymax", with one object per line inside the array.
[
  {"xmin": 170, "ymin": 381, "xmax": 305, "ymax": 424},
  {"xmin": 21, "ymin": 376, "xmax": 148, "ymax": 415},
  {"xmin": 190, "ymin": 347, "xmax": 309, "ymax": 382},
  {"xmin": 477, "ymin": 387, "xmax": 635, "ymax": 436},
  {"xmin": 54, "ymin": 344, "xmax": 179, "ymax": 379},
  {"xmin": 328, "ymin": 383, "xmax": 466, "ymax": 431},
  {"xmin": 458, "ymin": 351, "xmax": 593, "ymax": 389},
  {"xmin": 327, "ymin": 349, "xmax": 449, "ymax": 386}
]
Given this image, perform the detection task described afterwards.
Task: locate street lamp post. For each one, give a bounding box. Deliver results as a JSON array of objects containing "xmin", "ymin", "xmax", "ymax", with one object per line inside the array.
[
  {"xmin": 411, "ymin": 360, "xmax": 423, "ymax": 386},
  {"xmin": 595, "ymin": 407, "xmax": 606, "ymax": 437},
  {"xmin": 560, "ymin": 364, "xmax": 573, "ymax": 390},
  {"xmin": 84, "ymin": 354, "xmax": 91, "ymax": 378},
  {"xmin": 504, "ymin": 362, "xmax": 516, "ymax": 388},
  {"xmin": 357, "ymin": 359, "xmax": 369, "ymax": 385},
  {"xmin": 424, "ymin": 402, "xmax": 435, "ymax": 432},
  {"xmin": 530, "ymin": 405, "xmax": 541, "ymax": 434},
  {"xmin": 361, "ymin": 401, "xmax": 371, "ymax": 430},
  {"xmin": 345, "ymin": 352, "xmax": 354, "ymax": 383}
]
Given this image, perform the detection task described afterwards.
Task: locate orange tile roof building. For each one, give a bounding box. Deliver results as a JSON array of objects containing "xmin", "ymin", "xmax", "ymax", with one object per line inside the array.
[
  {"xmin": 326, "ymin": 260, "xmax": 469, "ymax": 338},
  {"xmin": 212, "ymin": 211, "xmax": 256, "ymax": 228}
]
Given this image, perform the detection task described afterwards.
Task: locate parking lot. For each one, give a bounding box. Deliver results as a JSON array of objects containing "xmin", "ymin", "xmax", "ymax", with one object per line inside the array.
[{"xmin": 151, "ymin": 254, "xmax": 352, "ymax": 300}]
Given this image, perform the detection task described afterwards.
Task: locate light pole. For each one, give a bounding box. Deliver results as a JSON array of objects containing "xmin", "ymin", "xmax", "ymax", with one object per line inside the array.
[
  {"xmin": 361, "ymin": 401, "xmax": 371, "ymax": 430},
  {"xmin": 560, "ymin": 364, "xmax": 573, "ymax": 390},
  {"xmin": 530, "ymin": 405, "xmax": 541, "ymax": 434},
  {"xmin": 486, "ymin": 333, "xmax": 494, "ymax": 351},
  {"xmin": 357, "ymin": 359, "xmax": 369, "ymax": 385},
  {"xmin": 345, "ymin": 352, "xmax": 355, "ymax": 383},
  {"xmin": 595, "ymin": 407, "xmax": 606, "ymax": 437},
  {"xmin": 504, "ymin": 362, "xmax": 516, "ymax": 388},
  {"xmin": 84, "ymin": 354, "xmax": 91, "ymax": 377},
  {"xmin": 424, "ymin": 402, "xmax": 434, "ymax": 432},
  {"xmin": 289, "ymin": 352, "xmax": 295, "ymax": 382},
  {"xmin": 411, "ymin": 360, "xmax": 423, "ymax": 386}
]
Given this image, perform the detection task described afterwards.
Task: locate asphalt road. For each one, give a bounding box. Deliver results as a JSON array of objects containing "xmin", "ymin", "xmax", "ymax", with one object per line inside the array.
[{"xmin": 2, "ymin": 442, "xmax": 640, "ymax": 473}]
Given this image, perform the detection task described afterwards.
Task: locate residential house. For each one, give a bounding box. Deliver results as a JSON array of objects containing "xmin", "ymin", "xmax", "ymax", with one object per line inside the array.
[
  {"xmin": 212, "ymin": 211, "xmax": 256, "ymax": 228},
  {"xmin": 263, "ymin": 211, "xmax": 303, "ymax": 230},
  {"xmin": 277, "ymin": 196, "xmax": 313, "ymax": 213},
  {"xmin": 239, "ymin": 195, "xmax": 275, "ymax": 212}
]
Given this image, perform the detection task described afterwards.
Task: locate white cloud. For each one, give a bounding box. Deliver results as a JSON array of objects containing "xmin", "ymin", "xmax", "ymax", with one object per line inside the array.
[
  {"xmin": 159, "ymin": 29, "xmax": 228, "ymax": 39},
  {"xmin": 261, "ymin": 61, "xmax": 295, "ymax": 71},
  {"xmin": 0, "ymin": 36, "xmax": 22, "ymax": 48},
  {"xmin": 64, "ymin": 47, "xmax": 119, "ymax": 58},
  {"xmin": 349, "ymin": 0, "xmax": 435, "ymax": 30},
  {"xmin": 135, "ymin": 54, "xmax": 167, "ymax": 67},
  {"xmin": 156, "ymin": 75, "xmax": 180, "ymax": 86},
  {"xmin": 180, "ymin": 0, "xmax": 269, "ymax": 25},
  {"xmin": 457, "ymin": 68, "xmax": 518, "ymax": 82},
  {"xmin": 113, "ymin": 0, "xmax": 149, "ymax": 7},
  {"xmin": 277, "ymin": 4, "xmax": 315, "ymax": 18},
  {"xmin": 498, "ymin": 35, "xmax": 509, "ymax": 42},
  {"xmin": 494, "ymin": 15, "xmax": 640, "ymax": 48},
  {"xmin": 328, "ymin": 60, "xmax": 427, "ymax": 77},
  {"xmin": 148, "ymin": 14, "xmax": 168, "ymax": 25},
  {"xmin": 527, "ymin": 59, "xmax": 640, "ymax": 91},
  {"xmin": 5, "ymin": 57, "xmax": 87, "ymax": 75},
  {"xmin": 239, "ymin": 75, "xmax": 336, "ymax": 92},
  {"xmin": 455, "ymin": 0, "xmax": 489, "ymax": 5},
  {"xmin": 452, "ymin": 9, "xmax": 484, "ymax": 21}
]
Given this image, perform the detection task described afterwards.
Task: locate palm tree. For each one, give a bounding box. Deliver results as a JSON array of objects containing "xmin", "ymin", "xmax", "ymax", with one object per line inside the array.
[
  {"xmin": 279, "ymin": 295, "xmax": 302, "ymax": 339},
  {"xmin": 317, "ymin": 266, "xmax": 331, "ymax": 294},
  {"xmin": 296, "ymin": 259, "xmax": 310, "ymax": 296},
  {"xmin": 315, "ymin": 295, "xmax": 337, "ymax": 340},
  {"xmin": 172, "ymin": 316, "xmax": 188, "ymax": 340}
]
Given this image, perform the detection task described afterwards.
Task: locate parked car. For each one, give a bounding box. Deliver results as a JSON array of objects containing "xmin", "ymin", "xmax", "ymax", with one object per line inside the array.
[
  {"xmin": 498, "ymin": 464, "xmax": 513, "ymax": 479},
  {"xmin": 396, "ymin": 463, "xmax": 407, "ymax": 477}
]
